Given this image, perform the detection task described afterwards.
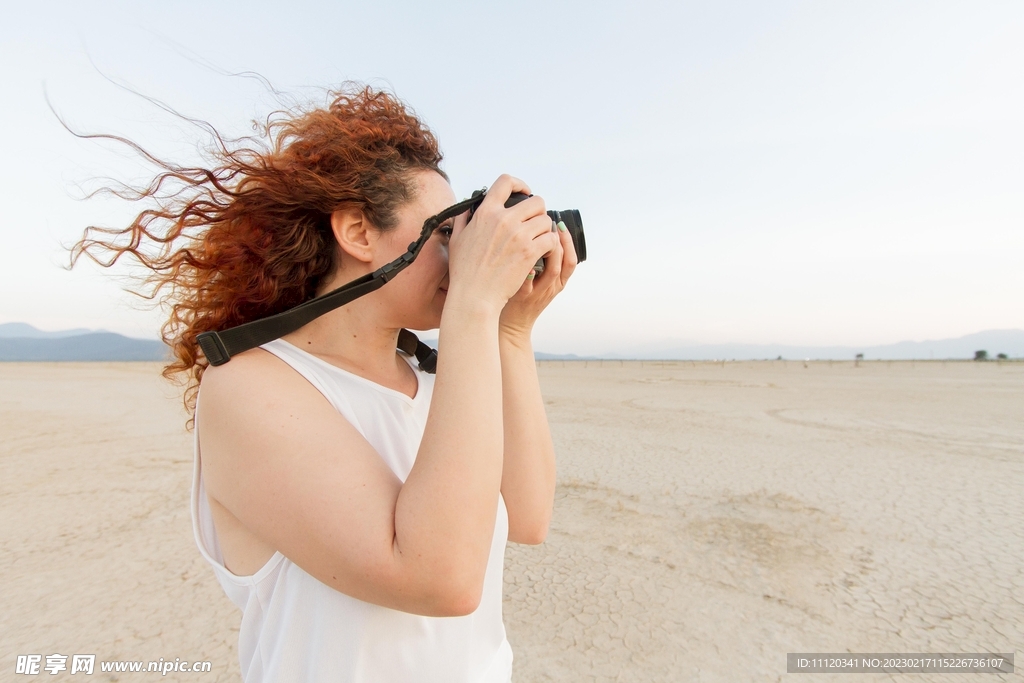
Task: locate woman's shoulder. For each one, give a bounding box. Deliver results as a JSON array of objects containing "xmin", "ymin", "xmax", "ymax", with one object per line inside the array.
[
  {"xmin": 198, "ymin": 346, "xmax": 325, "ymax": 420},
  {"xmin": 201, "ymin": 346, "xmax": 288, "ymax": 388}
]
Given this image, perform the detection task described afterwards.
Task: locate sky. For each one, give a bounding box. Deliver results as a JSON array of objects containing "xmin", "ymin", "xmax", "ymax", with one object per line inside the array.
[{"xmin": 2, "ymin": 1, "xmax": 1022, "ymax": 355}]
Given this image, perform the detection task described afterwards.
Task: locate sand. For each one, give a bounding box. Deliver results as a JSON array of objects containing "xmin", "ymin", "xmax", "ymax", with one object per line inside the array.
[{"xmin": 1, "ymin": 360, "xmax": 1021, "ymax": 682}]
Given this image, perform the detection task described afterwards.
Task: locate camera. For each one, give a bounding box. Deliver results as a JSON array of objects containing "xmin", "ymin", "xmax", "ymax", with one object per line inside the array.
[{"xmin": 468, "ymin": 190, "xmax": 587, "ymax": 274}]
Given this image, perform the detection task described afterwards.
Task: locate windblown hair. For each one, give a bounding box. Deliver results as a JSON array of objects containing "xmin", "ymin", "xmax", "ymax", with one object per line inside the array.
[{"xmin": 70, "ymin": 85, "xmax": 445, "ymax": 420}]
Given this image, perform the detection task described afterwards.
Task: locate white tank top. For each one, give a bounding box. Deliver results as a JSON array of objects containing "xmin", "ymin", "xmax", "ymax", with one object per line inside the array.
[{"xmin": 190, "ymin": 338, "xmax": 513, "ymax": 683}]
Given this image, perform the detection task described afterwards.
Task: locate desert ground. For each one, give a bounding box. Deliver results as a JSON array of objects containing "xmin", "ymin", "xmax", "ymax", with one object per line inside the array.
[{"xmin": 1, "ymin": 360, "xmax": 1020, "ymax": 682}]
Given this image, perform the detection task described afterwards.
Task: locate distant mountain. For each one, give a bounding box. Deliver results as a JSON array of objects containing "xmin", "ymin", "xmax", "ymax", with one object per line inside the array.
[
  {"xmin": 604, "ymin": 329, "xmax": 1024, "ymax": 361},
  {"xmin": 0, "ymin": 322, "xmax": 103, "ymax": 339},
  {"xmin": 534, "ymin": 351, "xmax": 592, "ymax": 360},
  {"xmin": 0, "ymin": 330, "xmax": 168, "ymax": 361}
]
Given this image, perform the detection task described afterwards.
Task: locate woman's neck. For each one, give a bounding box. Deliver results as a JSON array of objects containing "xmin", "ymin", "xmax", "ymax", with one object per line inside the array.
[{"xmin": 281, "ymin": 289, "xmax": 418, "ymax": 398}]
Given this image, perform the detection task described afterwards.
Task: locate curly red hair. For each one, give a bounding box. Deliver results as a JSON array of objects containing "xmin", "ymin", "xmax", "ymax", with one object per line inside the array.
[{"xmin": 70, "ymin": 85, "xmax": 445, "ymax": 421}]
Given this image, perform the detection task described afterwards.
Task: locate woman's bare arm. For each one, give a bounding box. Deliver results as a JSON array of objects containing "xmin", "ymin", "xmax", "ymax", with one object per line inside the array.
[
  {"xmin": 497, "ymin": 215, "xmax": 578, "ymax": 543},
  {"xmin": 498, "ymin": 333, "xmax": 556, "ymax": 544}
]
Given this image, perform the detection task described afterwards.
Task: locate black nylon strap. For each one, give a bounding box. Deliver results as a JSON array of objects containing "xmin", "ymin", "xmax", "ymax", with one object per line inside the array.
[
  {"xmin": 196, "ymin": 273, "xmax": 389, "ymax": 366},
  {"xmin": 196, "ymin": 192, "xmax": 485, "ymax": 369}
]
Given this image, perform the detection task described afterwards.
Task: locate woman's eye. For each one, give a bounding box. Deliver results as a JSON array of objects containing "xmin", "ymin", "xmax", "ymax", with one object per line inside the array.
[{"xmin": 438, "ymin": 224, "xmax": 453, "ymax": 238}]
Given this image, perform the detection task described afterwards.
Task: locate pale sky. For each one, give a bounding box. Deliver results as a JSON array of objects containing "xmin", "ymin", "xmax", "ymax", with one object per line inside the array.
[{"xmin": 2, "ymin": 1, "xmax": 1022, "ymax": 355}]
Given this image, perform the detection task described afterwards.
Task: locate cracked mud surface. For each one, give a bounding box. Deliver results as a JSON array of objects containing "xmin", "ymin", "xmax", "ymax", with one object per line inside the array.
[
  {"xmin": 1, "ymin": 361, "xmax": 1021, "ymax": 682},
  {"xmin": 504, "ymin": 360, "xmax": 1022, "ymax": 682}
]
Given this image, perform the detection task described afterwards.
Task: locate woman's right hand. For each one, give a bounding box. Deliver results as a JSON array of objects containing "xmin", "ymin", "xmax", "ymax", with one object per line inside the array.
[{"xmin": 446, "ymin": 175, "xmax": 560, "ymax": 314}]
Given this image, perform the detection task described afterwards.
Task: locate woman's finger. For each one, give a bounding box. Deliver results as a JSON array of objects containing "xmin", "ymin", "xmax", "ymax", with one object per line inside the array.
[
  {"xmin": 556, "ymin": 220, "xmax": 578, "ymax": 286},
  {"xmin": 524, "ymin": 213, "xmax": 556, "ymax": 241},
  {"xmin": 483, "ymin": 174, "xmax": 532, "ymax": 212},
  {"xmin": 506, "ymin": 195, "xmax": 547, "ymax": 225},
  {"xmin": 535, "ymin": 222, "xmax": 564, "ymax": 286}
]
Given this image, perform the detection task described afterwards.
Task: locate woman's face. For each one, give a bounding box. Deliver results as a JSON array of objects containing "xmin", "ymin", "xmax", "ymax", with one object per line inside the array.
[{"xmin": 373, "ymin": 169, "xmax": 457, "ymax": 331}]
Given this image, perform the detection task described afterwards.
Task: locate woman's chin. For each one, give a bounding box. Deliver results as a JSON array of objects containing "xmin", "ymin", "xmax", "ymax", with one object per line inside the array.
[{"xmin": 407, "ymin": 300, "xmax": 444, "ymax": 331}]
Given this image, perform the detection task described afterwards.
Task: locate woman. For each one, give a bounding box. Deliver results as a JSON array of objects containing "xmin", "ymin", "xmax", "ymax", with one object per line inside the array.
[{"xmin": 73, "ymin": 85, "xmax": 576, "ymax": 682}]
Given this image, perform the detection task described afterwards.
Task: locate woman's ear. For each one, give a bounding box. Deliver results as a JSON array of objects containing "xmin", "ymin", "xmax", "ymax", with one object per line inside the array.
[{"xmin": 330, "ymin": 207, "xmax": 375, "ymax": 264}]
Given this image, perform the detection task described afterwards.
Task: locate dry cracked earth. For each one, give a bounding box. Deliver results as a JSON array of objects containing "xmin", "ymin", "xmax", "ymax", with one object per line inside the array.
[{"xmin": 1, "ymin": 360, "xmax": 1021, "ymax": 682}]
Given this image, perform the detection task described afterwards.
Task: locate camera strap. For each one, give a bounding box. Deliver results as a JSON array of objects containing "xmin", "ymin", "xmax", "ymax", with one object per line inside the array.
[{"xmin": 196, "ymin": 192, "xmax": 485, "ymax": 371}]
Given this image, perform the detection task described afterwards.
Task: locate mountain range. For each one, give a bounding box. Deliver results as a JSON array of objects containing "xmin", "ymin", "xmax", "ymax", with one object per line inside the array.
[
  {"xmin": 596, "ymin": 328, "xmax": 1024, "ymax": 361},
  {"xmin": 1, "ymin": 323, "xmax": 1021, "ymax": 362},
  {"xmin": 0, "ymin": 324, "xmax": 168, "ymax": 361}
]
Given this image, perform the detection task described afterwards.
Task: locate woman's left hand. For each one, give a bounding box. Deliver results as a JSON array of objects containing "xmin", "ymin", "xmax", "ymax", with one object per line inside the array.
[{"xmin": 499, "ymin": 218, "xmax": 579, "ymax": 341}]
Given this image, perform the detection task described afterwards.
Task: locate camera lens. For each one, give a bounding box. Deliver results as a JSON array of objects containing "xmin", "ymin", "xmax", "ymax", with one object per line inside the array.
[{"xmin": 548, "ymin": 209, "xmax": 586, "ymax": 264}]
